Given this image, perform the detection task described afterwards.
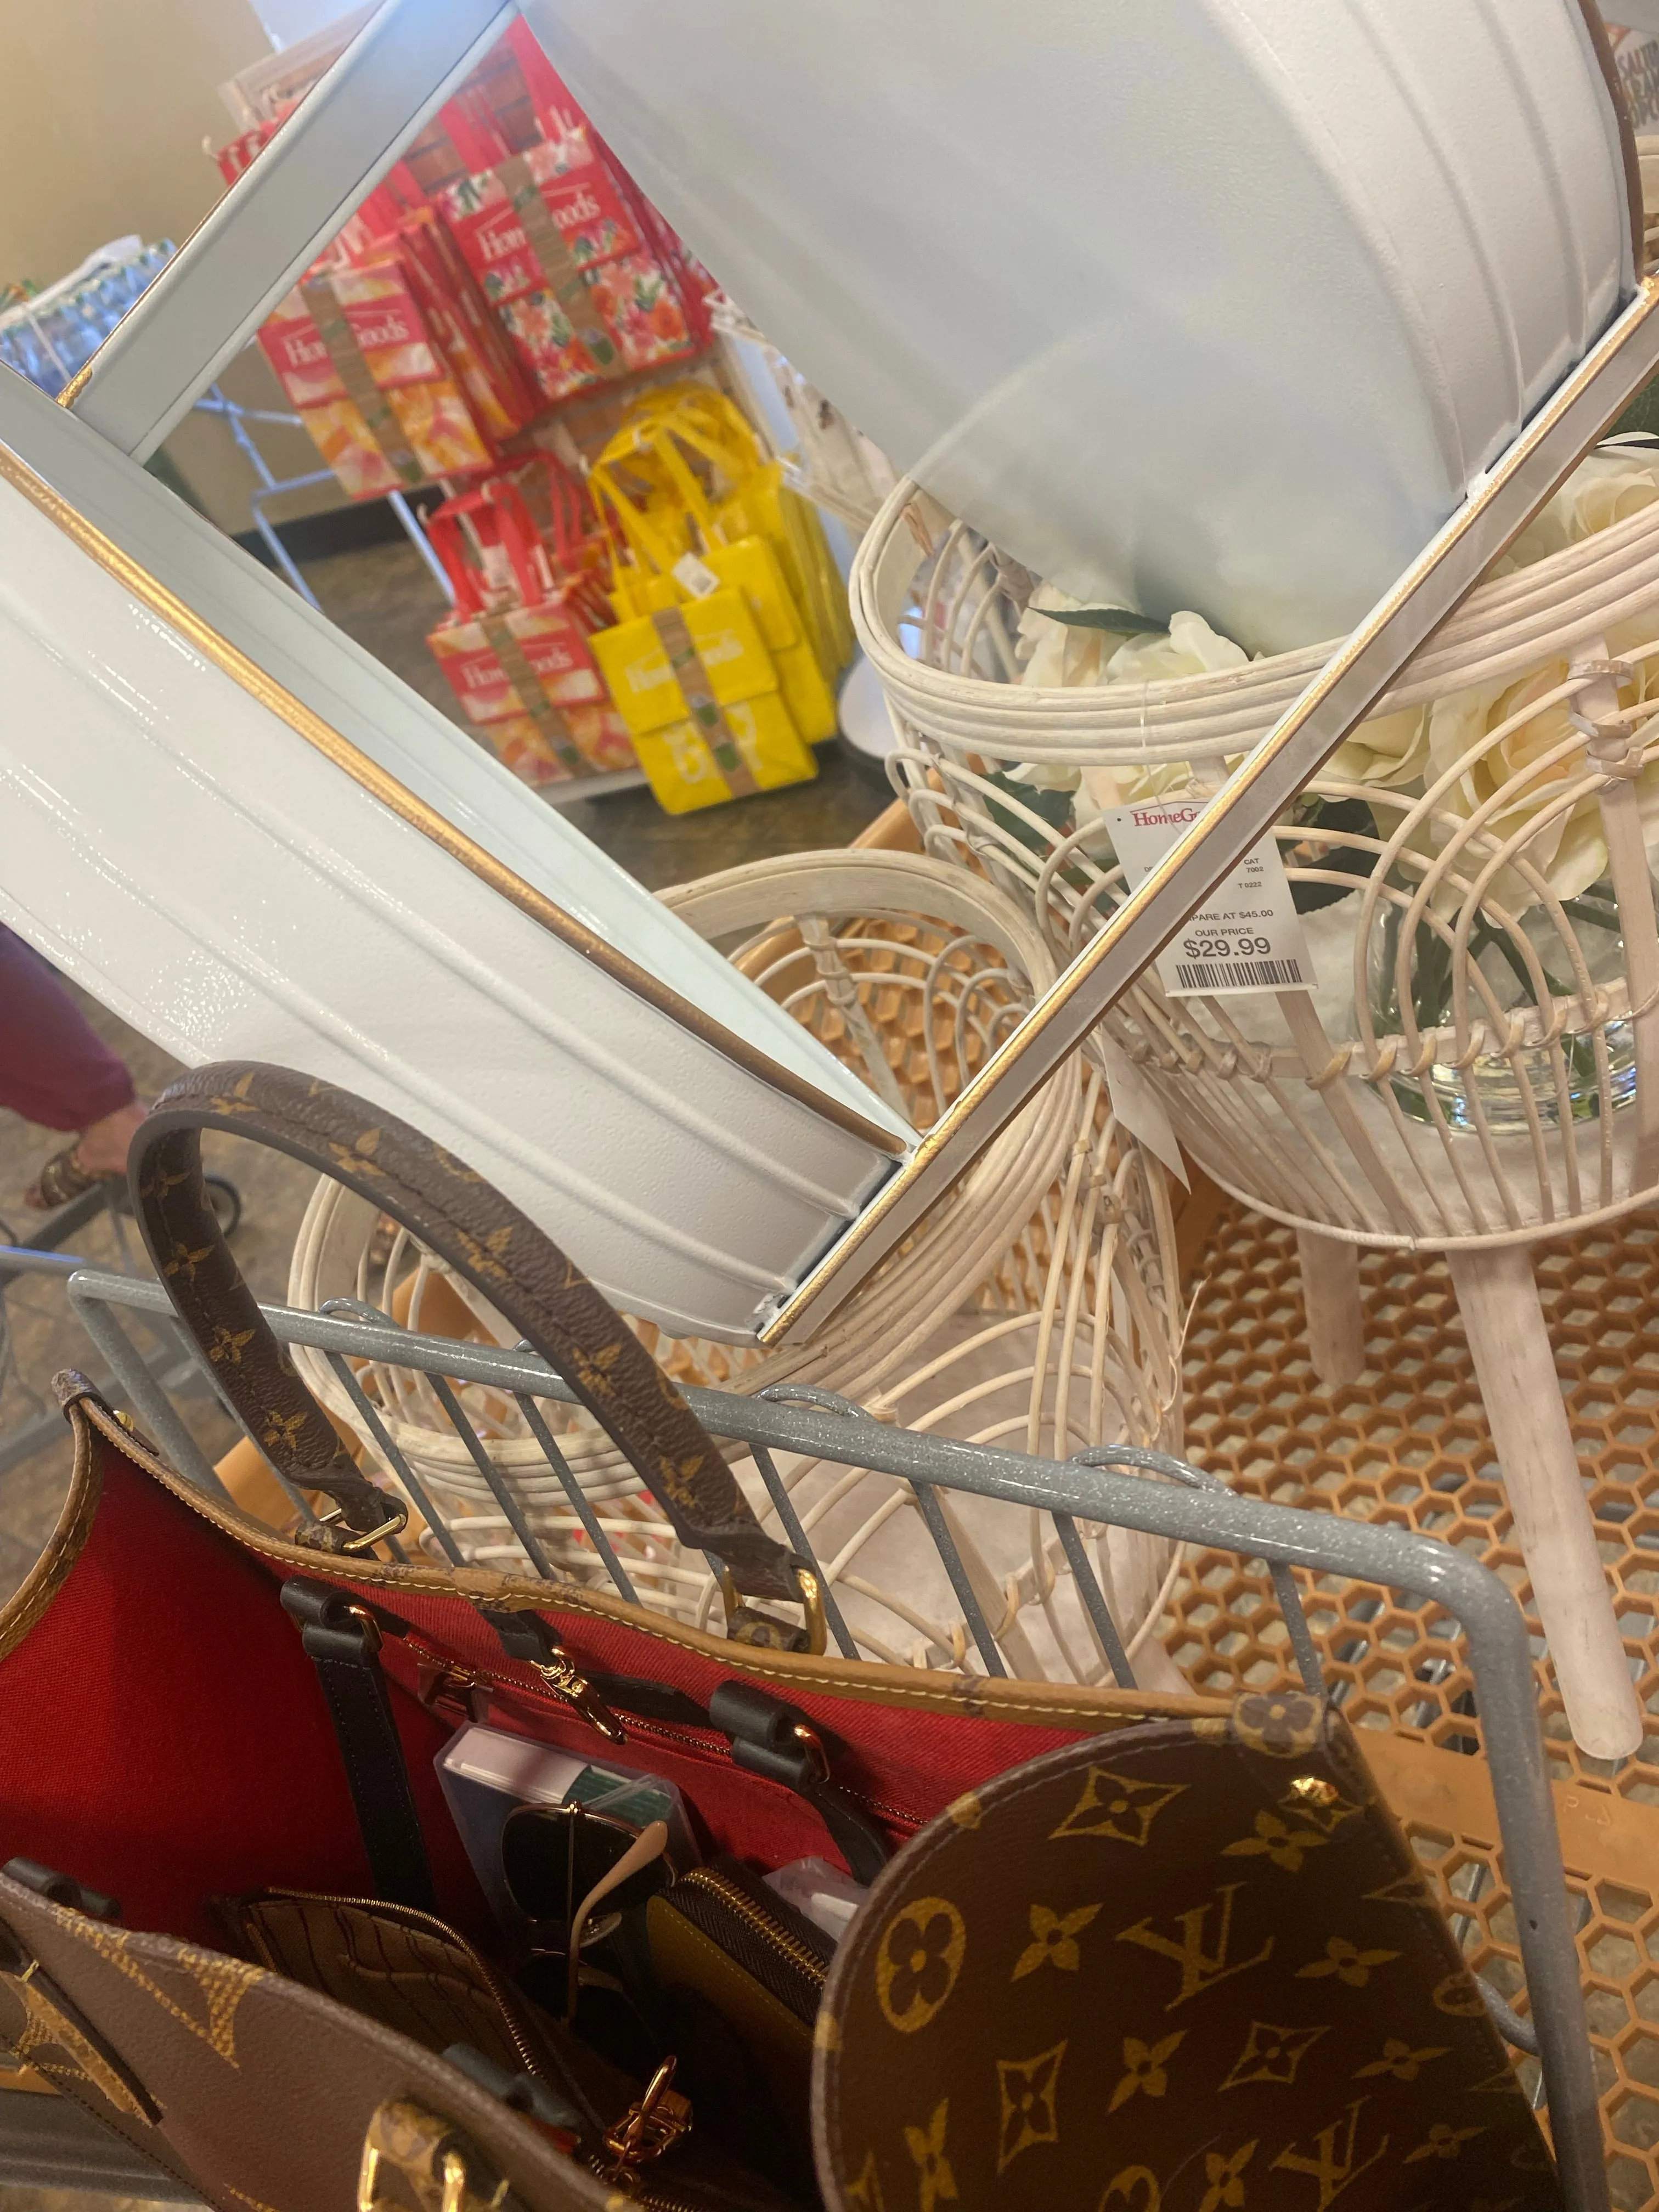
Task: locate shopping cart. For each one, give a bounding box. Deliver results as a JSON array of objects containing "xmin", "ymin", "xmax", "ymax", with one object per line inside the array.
[
  {"xmin": 0, "ymin": 1172, "xmax": 240, "ymax": 1483},
  {"xmin": 0, "ymin": 1240, "xmax": 1612, "ymax": 2211}
]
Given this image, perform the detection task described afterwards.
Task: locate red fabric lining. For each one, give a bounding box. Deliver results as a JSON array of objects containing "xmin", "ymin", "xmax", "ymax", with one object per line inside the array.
[
  {"xmin": 0, "ymin": 1438, "xmax": 487, "ymax": 1945},
  {"xmin": 332, "ymin": 1575, "xmax": 1109, "ymax": 1868},
  {"xmin": 2, "ymin": 1426, "xmax": 1110, "ymax": 1944}
]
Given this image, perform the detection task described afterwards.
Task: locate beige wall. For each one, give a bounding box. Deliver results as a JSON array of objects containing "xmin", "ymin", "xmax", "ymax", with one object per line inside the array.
[{"xmin": 1, "ymin": 0, "xmax": 354, "ymax": 534}]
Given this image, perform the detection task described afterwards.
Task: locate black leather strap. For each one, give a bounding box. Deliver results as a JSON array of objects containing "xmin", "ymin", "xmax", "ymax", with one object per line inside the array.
[
  {"xmin": 707, "ymin": 1681, "xmax": 890, "ymax": 1886},
  {"xmin": 281, "ymin": 1580, "xmax": 436, "ymax": 1913},
  {"xmin": 1, "ymin": 1860, "xmax": 120, "ymax": 1922}
]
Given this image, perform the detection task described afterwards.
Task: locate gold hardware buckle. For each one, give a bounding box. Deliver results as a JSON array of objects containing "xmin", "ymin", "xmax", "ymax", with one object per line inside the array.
[
  {"xmin": 1289, "ymin": 1774, "xmax": 1340, "ymax": 1809},
  {"xmin": 345, "ymin": 1604, "xmax": 383, "ymax": 1655},
  {"xmin": 791, "ymin": 1720, "xmax": 831, "ymax": 1782},
  {"xmin": 718, "ymin": 1560, "xmax": 828, "ymax": 1656},
  {"xmin": 358, "ymin": 2098, "xmax": 511, "ymax": 2212},
  {"xmin": 530, "ymin": 1643, "xmax": 627, "ymax": 1746},
  {"xmin": 600, "ymin": 2058, "xmax": 693, "ymax": 2183},
  {"xmin": 312, "ymin": 1497, "xmax": 410, "ymax": 1555}
]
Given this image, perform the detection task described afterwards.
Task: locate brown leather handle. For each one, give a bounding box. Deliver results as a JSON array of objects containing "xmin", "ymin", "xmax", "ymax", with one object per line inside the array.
[{"xmin": 128, "ymin": 1062, "xmax": 798, "ymax": 1600}]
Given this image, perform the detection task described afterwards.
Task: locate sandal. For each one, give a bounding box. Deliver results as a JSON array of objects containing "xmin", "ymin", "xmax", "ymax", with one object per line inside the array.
[{"xmin": 24, "ymin": 1142, "xmax": 116, "ymax": 1212}]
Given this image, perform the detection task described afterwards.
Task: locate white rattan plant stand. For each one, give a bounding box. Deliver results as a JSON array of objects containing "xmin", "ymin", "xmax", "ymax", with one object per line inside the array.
[{"xmin": 864, "ymin": 477, "xmax": 1659, "ymax": 1760}]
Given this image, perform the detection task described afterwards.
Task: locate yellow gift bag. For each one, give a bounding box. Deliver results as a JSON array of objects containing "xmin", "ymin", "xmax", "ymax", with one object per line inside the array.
[
  {"xmin": 599, "ymin": 390, "xmax": 851, "ymax": 694},
  {"xmin": 588, "ymin": 586, "xmax": 816, "ymax": 815},
  {"xmin": 630, "ymin": 387, "xmax": 855, "ymax": 681}
]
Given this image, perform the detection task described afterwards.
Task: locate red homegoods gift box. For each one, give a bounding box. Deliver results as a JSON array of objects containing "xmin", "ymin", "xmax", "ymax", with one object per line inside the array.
[
  {"xmin": 257, "ymin": 252, "xmax": 501, "ymax": 497},
  {"xmin": 428, "ymin": 600, "xmax": 637, "ymax": 782},
  {"xmin": 315, "ymin": 163, "xmax": 541, "ymax": 451},
  {"xmin": 444, "ymin": 138, "xmax": 645, "ymax": 297},
  {"xmin": 397, "ymin": 207, "xmax": 540, "ymax": 447},
  {"xmin": 479, "ymin": 709, "xmax": 633, "ymax": 788},
  {"xmin": 215, "ymin": 116, "xmax": 281, "ymax": 185},
  {"xmin": 1606, "ymin": 22, "xmax": 1659, "ymax": 129},
  {"xmin": 433, "ymin": 99, "xmax": 698, "ymax": 404}
]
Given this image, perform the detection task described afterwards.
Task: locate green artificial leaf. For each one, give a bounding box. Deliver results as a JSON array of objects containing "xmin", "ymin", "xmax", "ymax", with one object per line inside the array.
[
  {"xmin": 984, "ymin": 769, "xmax": 1075, "ymax": 845},
  {"xmin": 1035, "ymin": 606, "xmax": 1166, "ymax": 636},
  {"xmin": 981, "ymin": 770, "xmax": 1092, "ymax": 895},
  {"xmin": 1605, "ymin": 370, "xmax": 1659, "ymax": 445}
]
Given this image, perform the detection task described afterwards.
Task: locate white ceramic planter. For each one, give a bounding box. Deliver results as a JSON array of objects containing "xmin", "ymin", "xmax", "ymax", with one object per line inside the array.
[
  {"xmin": 521, "ymin": 0, "xmax": 1632, "ymax": 654},
  {"xmin": 0, "ymin": 374, "xmax": 910, "ymax": 1341}
]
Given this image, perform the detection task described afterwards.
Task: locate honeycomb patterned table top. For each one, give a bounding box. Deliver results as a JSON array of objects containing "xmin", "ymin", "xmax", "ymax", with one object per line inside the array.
[{"xmin": 1176, "ymin": 1196, "xmax": 1659, "ymax": 2207}]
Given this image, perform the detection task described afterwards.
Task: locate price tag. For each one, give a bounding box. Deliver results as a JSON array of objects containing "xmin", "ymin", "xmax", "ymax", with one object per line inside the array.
[
  {"xmin": 1098, "ymin": 1036, "xmax": 1187, "ymax": 1185},
  {"xmin": 672, "ymin": 552, "xmax": 723, "ymax": 599},
  {"xmin": 1103, "ymin": 799, "xmax": 1316, "ymax": 998}
]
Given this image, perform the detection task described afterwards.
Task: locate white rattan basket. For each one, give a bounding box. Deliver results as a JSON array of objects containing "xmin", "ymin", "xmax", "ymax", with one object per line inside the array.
[
  {"xmin": 862, "ymin": 472, "xmax": 1659, "ymax": 1758},
  {"xmin": 864, "ymin": 474, "xmax": 1659, "ymax": 1250},
  {"xmin": 289, "ymin": 849, "xmax": 1186, "ymax": 1684}
]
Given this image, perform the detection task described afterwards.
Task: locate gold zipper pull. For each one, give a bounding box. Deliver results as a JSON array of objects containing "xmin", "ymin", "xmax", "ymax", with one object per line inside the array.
[
  {"xmin": 481, "ymin": 1609, "xmax": 628, "ymax": 1745},
  {"xmin": 529, "ymin": 1645, "xmax": 628, "ymax": 1746},
  {"xmin": 599, "ymin": 2058, "xmax": 693, "ymax": 2189}
]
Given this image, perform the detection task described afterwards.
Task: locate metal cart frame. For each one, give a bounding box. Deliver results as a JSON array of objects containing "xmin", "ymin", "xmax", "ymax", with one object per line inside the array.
[{"xmin": 0, "ymin": 1245, "xmax": 1610, "ymax": 2211}]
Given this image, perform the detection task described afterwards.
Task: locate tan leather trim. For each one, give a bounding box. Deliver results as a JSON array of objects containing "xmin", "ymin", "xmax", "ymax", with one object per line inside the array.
[
  {"xmin": 0, "ymin": 1397, "xmax": 101, "ymax": 1665},
  {"xmin": 67, "ymin": 1396, "xmax": 1231, "ymax": 1736}
]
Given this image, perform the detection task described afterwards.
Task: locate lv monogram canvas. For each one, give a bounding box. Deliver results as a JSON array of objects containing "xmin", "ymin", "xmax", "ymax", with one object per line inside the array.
[{"xmin": 813, "ymin": 1696, "xmax": 1561, "ymax": 2212}]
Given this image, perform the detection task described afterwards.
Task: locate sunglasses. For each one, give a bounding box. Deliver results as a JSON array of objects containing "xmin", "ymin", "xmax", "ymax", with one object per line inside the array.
[{"xmin": 501, "ymin": 1800, "xmax": 674, "ymax": 2013}]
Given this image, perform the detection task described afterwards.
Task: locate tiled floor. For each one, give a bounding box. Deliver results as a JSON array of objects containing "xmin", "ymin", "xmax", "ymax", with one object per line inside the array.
[{"xmin": 0, "ymin": 532, "xmax": 885, "ymax": 2209}]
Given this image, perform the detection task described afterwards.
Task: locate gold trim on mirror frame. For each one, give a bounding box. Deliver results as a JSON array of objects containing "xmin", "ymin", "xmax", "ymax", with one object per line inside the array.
[
  {"xmin": 55, "ymin": 359, "xmax": 95, "ymax": 411},
  {"xmin": 760, "ymin": 274, "xmax": 1659, "ymax": 1346},
  {"xmin": 0, "ymin": 436, "xmax": 906, "ymax": 1159}
]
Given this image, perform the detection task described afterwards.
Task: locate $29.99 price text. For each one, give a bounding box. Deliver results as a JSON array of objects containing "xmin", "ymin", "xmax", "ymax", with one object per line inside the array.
[{"xmin": 1181, "ymin": 936, "xmax": 1274, "ymax": 961}]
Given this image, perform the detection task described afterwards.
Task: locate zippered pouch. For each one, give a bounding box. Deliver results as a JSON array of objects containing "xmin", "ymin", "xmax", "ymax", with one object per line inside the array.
[{"xmin": 634, "ymin": 1860, "xmax": 834, "ymax": 2200}]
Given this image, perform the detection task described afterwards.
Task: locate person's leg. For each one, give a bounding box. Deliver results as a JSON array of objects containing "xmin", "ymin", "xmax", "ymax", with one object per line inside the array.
[
  {"xmin": 0, "ymin": 926, "xmax": 136, "ymax": 1128},
  {"xmin": 0, "ymin": 927, "xmax": 145, "ymax": 1200}
]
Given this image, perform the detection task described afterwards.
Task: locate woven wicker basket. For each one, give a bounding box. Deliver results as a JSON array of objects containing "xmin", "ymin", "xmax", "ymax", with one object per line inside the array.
[
  {"xmin": 862, "ymin": 472, "xmax": 1659, "ymax": 1757},
  {"xmin": 864, "ymin": 474, "xmax": 1659, "ymax": 1248},
  {"xmin": 289, "ymin": 848, "xmax": 1186, "ymax": 1684}
]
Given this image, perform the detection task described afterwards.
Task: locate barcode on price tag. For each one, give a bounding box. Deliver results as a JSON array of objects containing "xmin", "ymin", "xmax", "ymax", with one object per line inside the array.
[{"xmin": 1103, "ymin": 799, "xmax": 1316, "ymax": 998}]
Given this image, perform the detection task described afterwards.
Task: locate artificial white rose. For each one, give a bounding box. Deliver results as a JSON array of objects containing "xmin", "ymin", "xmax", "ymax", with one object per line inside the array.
[
  {"xmin": 1004, "ymin": 578, "xmax": 1087, "ymax": 786},
  {"xmin": 1018, "ymin": 596, "xmax": 1250, "ymax": 695},
  {"xmin": 1010, "ymin": 586, "xmax": 1215, "ymax": 789},
  {"xmin": 1422, "ymin": 669, "xmax": 1602, "ymax": 912},
  {"xmin": 1079, "ymin": 758, "xmax": 1207, "ymax": 817},
  {"xmin": 1322, "ymin": 704, "xmax": 1430, "ymax": 792},
  {"xmin": 1420, "ymin": 619, "xmax": 1659, "ymax": 913},
  {"xmin": 1001, "ymin": 758, "xmax": 1082, "ymax": 794},
  {"xmin": 1016, "ymin": 582, "xmax": 1147, "ymax": 690},
  {"xmin": 1101, "ymin": 610, "xmax": 1250, "ymax": 685},
  {"xmin": 1494, "ymin": 447, "xmax": 1659, "ymax": 573},
  {"xmin": 1056, "ymin": 613, "xmax": 1252, "ymax": 814}
]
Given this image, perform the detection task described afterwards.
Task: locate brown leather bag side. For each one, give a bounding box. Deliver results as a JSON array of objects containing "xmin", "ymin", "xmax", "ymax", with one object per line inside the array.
[
  {"xmin": 0, "ymin": 1867, "xmax": 609, "ymax": 2212},
  {"xmin": 812, "ymin": 1694, "xmax": 1563, "ymax": 2212},
  {"xmin": 128, "ymin": 1059, "xmax": 799, "ymax": 1600}
]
